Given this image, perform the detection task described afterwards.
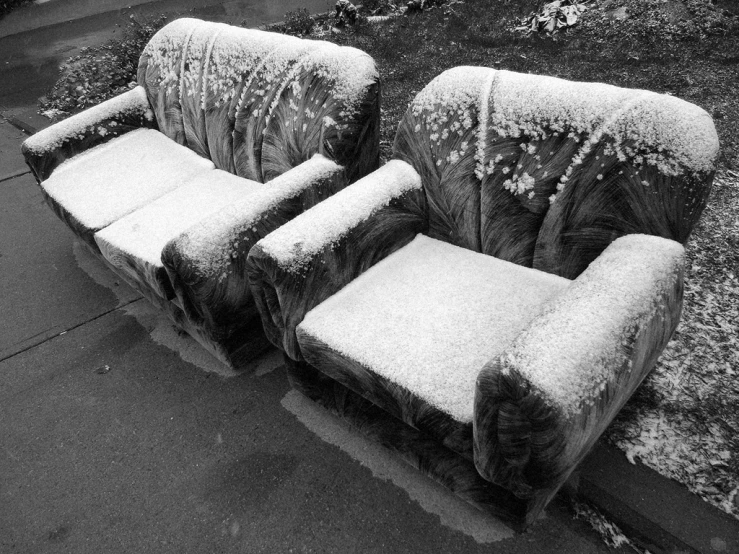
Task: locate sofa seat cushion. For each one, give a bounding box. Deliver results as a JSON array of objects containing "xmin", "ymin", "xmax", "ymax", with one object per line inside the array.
[
  {"xmin": 296, "ymin": 234, "xmax": 570, "ymax": 456},
  {"xmin": 94, "ymin": 170, "xmax": 262, "ymax": 299},
  {"xmin": 40, "ymin": 128, "xmax": 215, "ymax": 247}
]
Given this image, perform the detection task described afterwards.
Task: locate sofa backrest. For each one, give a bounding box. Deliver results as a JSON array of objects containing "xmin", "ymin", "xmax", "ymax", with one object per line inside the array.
[
  {"xmin": 393, "ymin": 67, "xmax": 719, "ymax": 279},
  {"xmin": 137, "ymin": 18, "xmax": 380, "ymax": 184}
]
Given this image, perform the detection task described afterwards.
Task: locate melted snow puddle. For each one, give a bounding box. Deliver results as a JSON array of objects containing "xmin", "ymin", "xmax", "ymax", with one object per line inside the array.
[
  {"xmin": 280, "ymin": 389, "xmax": 516, "ymax": 544},
  {"xmin": 73, "ymin": 240, "xmax": 282, "ymax": 378}
]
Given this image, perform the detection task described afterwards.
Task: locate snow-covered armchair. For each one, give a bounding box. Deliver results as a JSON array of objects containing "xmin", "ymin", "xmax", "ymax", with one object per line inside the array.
[
  {"xmin": 246, "ymin": 67, "xmax": 719, "ymax": 529},
  {"xmin": 21, "ymin": 18, "xmax": 380, "ymax": 369}
]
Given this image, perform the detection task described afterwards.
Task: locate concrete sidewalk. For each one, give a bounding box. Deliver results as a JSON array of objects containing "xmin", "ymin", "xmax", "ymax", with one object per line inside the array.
[{"xmin": 0, "ymin": 2, "xmax": 738, "ymax": 553}]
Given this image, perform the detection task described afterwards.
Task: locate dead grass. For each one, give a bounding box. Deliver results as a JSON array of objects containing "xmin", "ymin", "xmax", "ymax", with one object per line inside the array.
[{"xmin": 609, "ymin": 169, "xmax": 739, "ymax": 517}]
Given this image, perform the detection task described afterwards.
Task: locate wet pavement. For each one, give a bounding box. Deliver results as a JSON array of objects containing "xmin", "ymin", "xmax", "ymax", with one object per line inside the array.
[{"xmin": 0, "ymin": 0, "xmax": 332, "ymax": 109}]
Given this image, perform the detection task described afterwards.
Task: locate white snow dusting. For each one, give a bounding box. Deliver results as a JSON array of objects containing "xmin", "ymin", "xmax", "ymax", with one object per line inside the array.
[
  {"xmin": 258, "ymin": 160, "xmax": 421, "ymax": 272},
  {"xmin": 502, "ymin": 234, "xmax": 685, "ymax": 416},
  {"xmin": 23, "ymin": 86, "xmax": 152, "ymax": 154},
  {"xmin": 95, "ymin": 170, "xmax": 262, "ymax": 267},
  {"xmin": 41, "ymin": 128, "xmax": 214, "ymax": 230},
  {"xmin": 174, "ymin": 154, "xmax": 342, "ymax": 277},
  {"xmin": 299, "ymin": 235, "xmax": 570, "ymax": 423}
]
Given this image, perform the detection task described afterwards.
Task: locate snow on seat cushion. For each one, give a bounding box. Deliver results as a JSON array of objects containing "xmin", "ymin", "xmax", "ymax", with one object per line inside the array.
[
  {"xmin": 40, "ymin": 128, "xmax": 215, "ymax": 248},
  {"xmin": 296, "ymin": 234, "xmax": 570, "ymax": 456},
  {"xmin": 94, "ymin": 170, "xmax": 262, "ymax": 299}
]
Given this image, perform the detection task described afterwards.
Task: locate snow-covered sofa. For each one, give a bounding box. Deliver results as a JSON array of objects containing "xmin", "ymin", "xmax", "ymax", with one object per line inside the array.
[
  {"xmin": 21, "ymin": 18, "xmax": 380, "ymax": 369},
  {"xmin": 246, "ymin": 67, "xmax": 719, "ymax": 529}
]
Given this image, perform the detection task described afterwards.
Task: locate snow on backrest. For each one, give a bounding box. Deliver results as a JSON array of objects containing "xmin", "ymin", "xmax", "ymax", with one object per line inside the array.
[
  {"xmin": 392, "ymin": 66, "xmax": 719, "ymax": 277},
  {"xmin": 137, "ymin": 18, "xmax": 379, "ymax": 183},
  {"xmin": 393, "ymin": 66, "xmax": 492, "ymax": 253},
  {"xmin": 137, "ymin": 18, "xmax": 202, "ymax": 146}
]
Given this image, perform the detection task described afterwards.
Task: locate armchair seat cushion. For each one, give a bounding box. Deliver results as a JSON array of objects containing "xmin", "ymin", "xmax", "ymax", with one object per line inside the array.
[
  {"xmin": 94, "ymin": 170, "xmax": 262, "ymax": 300},
  {"xmin": 40, "ymin": 128, "xmax": 215, "ymax": 247},
  {"xmin": 296, "ymin": 234, "xmax": 570, "ymax": 455}
]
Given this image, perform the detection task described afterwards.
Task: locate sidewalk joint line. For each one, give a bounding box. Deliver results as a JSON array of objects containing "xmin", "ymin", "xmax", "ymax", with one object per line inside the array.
[
  {"xmin": 0, "ymin": 297, "xmax": 143, "ymax": 363},
  {"xmin": 0, "ymin": 169, "xmax": 31, "ymax": 183}
]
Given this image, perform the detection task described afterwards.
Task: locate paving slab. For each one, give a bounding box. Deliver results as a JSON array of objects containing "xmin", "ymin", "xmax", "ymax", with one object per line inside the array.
[
  {"xmin": 0, "ymin": 172, "xmax": 140, "ymax": 362},
  {"xmin": 0, "ymin": 118, "xmax": 29, "ymax": 180},
  {"xmin": 0, "ymin": 306, "xmax": 614, "ymax": 554},
  {"xmin": 0, "ymin": 105, "xmax": 49, "ymax": 136}
]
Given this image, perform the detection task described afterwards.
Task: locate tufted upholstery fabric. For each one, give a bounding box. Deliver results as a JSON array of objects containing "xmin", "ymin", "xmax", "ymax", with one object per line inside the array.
[
  {"xmin": 393, "ymin": 67, "xmax": 718, "ymax": 279},
  {"xmin": 137, "ymin": 18, "xmax": 380, "ymax": 184}
]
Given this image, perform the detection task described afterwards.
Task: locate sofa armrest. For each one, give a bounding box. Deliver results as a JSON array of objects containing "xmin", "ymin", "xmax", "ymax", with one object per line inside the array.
[
  {"xmin": 474, "ymin": 234, "xmax": 685, "ymax": 500},
  {"xmin": 21, "ymin": 86, "xmax": 155, "ymax": 181},
  {"xmin": 161, "ymin": 155, "xmax": 346, "ymax": 337},
  {"xmin": 246, "ymin": 160, "xmax": 427, "ymax": 360}
]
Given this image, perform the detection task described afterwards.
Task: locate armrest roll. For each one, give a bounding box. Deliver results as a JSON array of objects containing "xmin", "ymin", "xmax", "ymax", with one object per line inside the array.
[
  {"xmin": 474, "ymin": 234, "xmax": 685, "ymax": 498},
  {"xmin": 22, "ymin": 86, "xmax": 155, "ymax": 181},
  {"xmin": 162, "ymin": 155, "xmax": 346, "ymax": 335},
  {"xmin": 246, "ymin": 160, "xmax": 427, "ymax": 360}
]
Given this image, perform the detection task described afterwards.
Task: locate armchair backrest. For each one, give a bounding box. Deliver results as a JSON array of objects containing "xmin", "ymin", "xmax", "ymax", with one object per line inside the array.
[
  {"xmin": 137, "ymin": 18, "xmax": 380, "ymax": 184},
  {"xmin": 393, "ymin": 67, "xmax": 719, "ymax": 278}
]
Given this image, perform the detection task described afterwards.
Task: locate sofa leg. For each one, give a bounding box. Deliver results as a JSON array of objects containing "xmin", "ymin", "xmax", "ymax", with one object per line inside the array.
[{"xmin": 284, "ymin": 356, "xmax": 542, "ymax": 531}]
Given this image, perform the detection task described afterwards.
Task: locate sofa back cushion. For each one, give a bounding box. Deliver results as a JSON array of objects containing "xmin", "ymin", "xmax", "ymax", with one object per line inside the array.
[
  {"xmin": 137, "ymin": 18, "xmax": 379, "ymax": 183},
  {"xmin": 393, "ymin": 67, "xmax": 719, "ymax": 278}
]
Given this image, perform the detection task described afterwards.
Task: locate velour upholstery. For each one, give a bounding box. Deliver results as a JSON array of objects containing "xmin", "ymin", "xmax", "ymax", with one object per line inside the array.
[
  {"xmin": 22, "ymin": 18, "xmax": 381, "ymax": 369},
  {"xmin": 246, "ymin": 66, "xmax": 718, "ymax": 529}
]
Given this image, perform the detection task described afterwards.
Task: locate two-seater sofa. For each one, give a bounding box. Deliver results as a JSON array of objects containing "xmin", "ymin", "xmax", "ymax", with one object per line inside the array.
[
  {"xmin": 246, "ymin": 67, "xmax": 719, "ymax": 529},
  {"xmin": 21, "ymin": 18, "xmax": 380, "ymax": 369}
]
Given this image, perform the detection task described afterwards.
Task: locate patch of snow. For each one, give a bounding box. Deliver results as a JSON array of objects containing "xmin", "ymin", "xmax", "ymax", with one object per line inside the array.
[
  {"xmin": 298, "ymin": 235, "xmax": 570, "ymax": 422},
  {"xmin": 474, "ymin": 71, "xmax": 496, "ymax": 180},
  {"xmin": 140, "ymin": 18, "xmax": 204, "ymax": 98},
  {"xmin": 502, "ymin": 234, "xmax": 685, "ymax": 416},
  {"xmin": 95, "ymin": 170, "xmax": 262, "ymax": 267},
  {"xmin": 174, "ymin": 154, "xmax": 342, "ymax": 277},
  {"xmin": 42, "ymin": 128, "xmax": 214, "ymax": 230},
  {"xmin": 23, "ymin": 87, "xmax": 151, "ymax": 154},
  {"xmin": 258, "ymin": 160, "xmax": 421, "ymax": 272},
  {"xmin": 487, "ymin": 69, "xmax": 719, "ymax": 177},
  {"xmin": 410, "ymin": 66, "xmax": 718, "ymax": 199}
]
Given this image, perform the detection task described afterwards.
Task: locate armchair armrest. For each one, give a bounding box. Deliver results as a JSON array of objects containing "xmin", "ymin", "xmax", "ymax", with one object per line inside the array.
[
  {"xmin": 246, "ymin": 160, "xmax": 427, "ymax": 360},
  {"xmin": 474, "ymin": 234, "xmax": 685, "ymax": 502},
  {"xmin": 161, "ymin": 155, "xmax": 346, "ymax": 339},
  {"xmin": 21, "ymin": 86, "xmax": 155, "ymax": 181}
]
